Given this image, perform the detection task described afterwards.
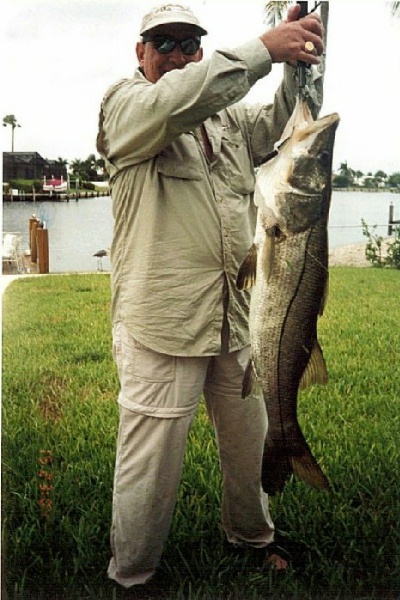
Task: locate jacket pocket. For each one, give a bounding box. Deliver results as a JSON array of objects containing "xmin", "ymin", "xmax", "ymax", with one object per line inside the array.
[
  {"xmin": 221, "ymin": 130, "xmax": 255, "ymax": 195},
  {"xmin": 157, "ymin": 134, "xmax": 203, "ymax": 180}
]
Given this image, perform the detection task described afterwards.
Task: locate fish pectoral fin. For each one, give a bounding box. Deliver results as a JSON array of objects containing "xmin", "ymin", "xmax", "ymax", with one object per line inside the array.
[
  {"xmin": 236, "ymin": 244, "xmax": 257, "ymax": 291},
  {"xmin": 291, "ymin": 452, "xmax": 330, "ymax": 492},
  {"xmin": 299, "ymin": 340, "xmax": 328, "ymax": 389},
  {"xmin": 262, "ymin": 228, "xmax": 276, "ymax": 282},
  {"xmin": 241, "ymin": 359, "xmax": 257, "ymax": 399}
]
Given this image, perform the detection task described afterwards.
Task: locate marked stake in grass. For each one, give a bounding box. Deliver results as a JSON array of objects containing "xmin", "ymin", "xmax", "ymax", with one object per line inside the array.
[{"xmin": 38, "ymin": 450, "xmax": 54, "ymax": 519}]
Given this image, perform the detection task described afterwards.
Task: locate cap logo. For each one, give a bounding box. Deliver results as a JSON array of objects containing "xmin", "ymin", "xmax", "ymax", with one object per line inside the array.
[{"xmin": 154, "ymin": 4, "xmax": 191, "ymax": 13}]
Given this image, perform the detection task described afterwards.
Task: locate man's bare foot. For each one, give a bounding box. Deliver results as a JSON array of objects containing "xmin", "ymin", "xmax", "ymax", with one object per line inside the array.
[
  {"xmin": 266, "ymin": 552, "xmax": 289, "ymax": 571},
  {"xmin": 265, "ymin": 542, "xmax": 291, "ymax": 571}
]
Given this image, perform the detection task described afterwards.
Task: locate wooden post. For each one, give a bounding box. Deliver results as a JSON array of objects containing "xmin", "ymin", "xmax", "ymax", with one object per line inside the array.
[
  {"xmin": 388, "ymin": 203, "xmax": 394, "ymax": 237},
  {"xmin": 30, "ymin": 219, "xmax": 39, "ymax": 263},
  {"xmin": 29, "ymin": 216, "xmax": 38, "ymax": 249},
  {"xmin": 36, "ymin": 227, "xmax": 49, "ymax": 274}
]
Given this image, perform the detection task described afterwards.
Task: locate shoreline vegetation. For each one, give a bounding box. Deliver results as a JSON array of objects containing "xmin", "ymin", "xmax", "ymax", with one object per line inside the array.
[{"xmin": 333, "ymin": 186, "xmax": 399, "ymax": 193}]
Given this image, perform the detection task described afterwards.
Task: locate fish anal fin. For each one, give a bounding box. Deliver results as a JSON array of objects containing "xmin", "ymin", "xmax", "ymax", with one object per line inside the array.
[
  {"xmin": 299, "ymin": 340, "xmax": 328, "ymax": 390},
  {"xmin": 236, "ymin": 244, "xmax": 257, "ymax": 291}
]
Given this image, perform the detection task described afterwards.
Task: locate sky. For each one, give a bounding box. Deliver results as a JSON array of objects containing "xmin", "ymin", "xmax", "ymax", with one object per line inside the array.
[{"xmin": 1, "ymin": 0, "xmax": 400, "ymax": 175}]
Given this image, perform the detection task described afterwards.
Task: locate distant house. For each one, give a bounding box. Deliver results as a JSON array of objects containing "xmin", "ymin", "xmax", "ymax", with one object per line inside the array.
[{"xmin": 3, "ymin": 152, "xmax": 67, "ymax": 182}]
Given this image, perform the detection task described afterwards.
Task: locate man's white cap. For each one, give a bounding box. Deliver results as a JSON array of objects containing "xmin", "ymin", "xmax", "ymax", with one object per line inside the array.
[{"xmin": 140, "ymin": 4, "xmax": 208, "ymax": 36}]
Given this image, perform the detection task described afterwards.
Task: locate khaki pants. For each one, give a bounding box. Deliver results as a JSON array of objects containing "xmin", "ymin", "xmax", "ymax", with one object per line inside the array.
[{"xmin": 108, "ymin": 322, "xmax": 274, "ymax": 588}]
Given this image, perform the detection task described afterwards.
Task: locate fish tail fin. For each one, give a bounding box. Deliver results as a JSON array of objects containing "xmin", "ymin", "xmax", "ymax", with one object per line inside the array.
[{"xmin": 262, "ymin": 434, "xmax": 330, "ymax": 495}]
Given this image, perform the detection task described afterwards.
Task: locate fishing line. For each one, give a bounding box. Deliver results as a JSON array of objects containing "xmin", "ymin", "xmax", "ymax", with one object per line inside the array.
[{"xmin": 306, "ymin": 2, "xmax": 322, "ymax": 16}]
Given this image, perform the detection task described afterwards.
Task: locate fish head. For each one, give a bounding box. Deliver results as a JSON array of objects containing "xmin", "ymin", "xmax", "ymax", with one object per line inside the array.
[
  {"xmin": 280, "ymin": 112, "xmax": 340, "ymax": 233},
  {"xmin": 254, "ymin": 105, "xmax": 340, "ymax": 236},
  {"xmin": 289, "ymin": 113, "xmax": 340, "ymax": 196}
]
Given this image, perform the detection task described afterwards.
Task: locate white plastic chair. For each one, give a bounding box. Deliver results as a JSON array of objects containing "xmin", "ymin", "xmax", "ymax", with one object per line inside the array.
[{"xmin": 2, "ymin": 233, "xmax": 26, "ymax": 273}]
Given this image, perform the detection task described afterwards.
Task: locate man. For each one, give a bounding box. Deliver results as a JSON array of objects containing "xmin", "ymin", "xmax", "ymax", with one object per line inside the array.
[{"xmin": 97, "ymin": 2, "xmax": 324, "ymax": 590}]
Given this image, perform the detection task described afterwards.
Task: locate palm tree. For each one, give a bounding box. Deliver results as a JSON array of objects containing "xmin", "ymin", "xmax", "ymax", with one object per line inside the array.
[
  {"xmin": 390, "ymin": 1, "xmax": 400, "ymax": 17},
  {"xmin": 3, "ymin": 114, "xmax": 21, "ymax": 152},
  {"xmin": 56, "ymin": 157, "xmax": 68, "ymax": 169},
  {"xmin": 264, "ymin": 1, "xmax": 292, "ymax": 27},
  {"xmin": 339, "ymin": 161, "xmax": 355, "ymax": 186},
  {"xmin": 70, "ymin": 158, "xmax": 87, "ymax": 184},
  {"xmin": 263, "ymin": 2, "xmax": 329, "ymax": 44}
]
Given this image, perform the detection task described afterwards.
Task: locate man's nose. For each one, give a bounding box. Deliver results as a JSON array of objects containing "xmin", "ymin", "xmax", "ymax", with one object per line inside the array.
[{"xmin": 168, "ymin": 46, "xmax": 187, "ymax": 66}]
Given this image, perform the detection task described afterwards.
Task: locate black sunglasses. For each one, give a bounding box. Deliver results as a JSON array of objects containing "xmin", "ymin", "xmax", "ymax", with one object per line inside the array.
[{"xmin": 142, "ymin": 35, "xmax": 201, "ymax": 56}]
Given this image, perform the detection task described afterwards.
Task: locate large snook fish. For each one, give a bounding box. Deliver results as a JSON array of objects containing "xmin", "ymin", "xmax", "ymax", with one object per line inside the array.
[{"xmin": 237, "ymin": 97, "xmax": 340, "ymax": 495}]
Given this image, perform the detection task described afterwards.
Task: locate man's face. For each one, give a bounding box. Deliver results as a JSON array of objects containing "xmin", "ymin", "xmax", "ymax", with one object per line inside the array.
[{"xmin": 136, "ymin": 24, "xmax": 203, "ymax": 83}]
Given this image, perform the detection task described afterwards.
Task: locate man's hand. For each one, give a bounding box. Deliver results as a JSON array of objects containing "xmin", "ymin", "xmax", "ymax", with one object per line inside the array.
[{"xmin": 260, "ymin": 3, "xmax": 324, "ymax": 66}]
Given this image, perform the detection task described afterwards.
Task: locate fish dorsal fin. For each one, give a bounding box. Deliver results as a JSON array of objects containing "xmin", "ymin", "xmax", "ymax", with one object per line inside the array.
[
  {"xmin": 299, "ymin": 340, "xmax": 328, "ymax": 390},
  {"xmin": 236, "ymin": 243, "xmax": 257, "ymax": 291}
]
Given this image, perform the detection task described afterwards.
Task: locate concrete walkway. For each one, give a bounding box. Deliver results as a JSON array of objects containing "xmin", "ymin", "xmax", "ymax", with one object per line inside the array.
[
  {"xmin": 1, "ymin": 273, "xmax": 40, "ymax": 296},
  {"xmin": 1, "ymin": 274, "xmax": 19, "ymax": 295}
]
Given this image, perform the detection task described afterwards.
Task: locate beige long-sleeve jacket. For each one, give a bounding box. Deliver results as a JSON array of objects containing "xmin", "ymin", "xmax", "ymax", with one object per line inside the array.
[{"xmin": 97, "ymin": 38, "xmax": 324, "ymax": 356}]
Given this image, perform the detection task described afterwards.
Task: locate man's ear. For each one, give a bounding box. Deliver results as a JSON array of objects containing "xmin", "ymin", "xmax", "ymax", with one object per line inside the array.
[{"xmin": 136, "ymin": 42, "xmax": 145, "ymax": 67}]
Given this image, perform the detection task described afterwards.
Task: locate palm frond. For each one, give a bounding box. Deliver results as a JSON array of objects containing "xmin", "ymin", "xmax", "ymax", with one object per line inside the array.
[
  {"xmin": 391, "ymin": 1, "xmax": 400, "ymax": 17},
  {"xmin": 264, "ymin": 1, "xmax": 293, "ymax": 28}
]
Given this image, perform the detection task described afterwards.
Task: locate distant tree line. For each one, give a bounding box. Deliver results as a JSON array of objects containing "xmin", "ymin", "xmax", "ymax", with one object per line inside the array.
[
  {"xmin": 333, "ymin": 162, "xmax": 400, "ymax": 190},
  {"xmin": 58, "ymin": 154, "xmax": 106, "ymax": 184}
]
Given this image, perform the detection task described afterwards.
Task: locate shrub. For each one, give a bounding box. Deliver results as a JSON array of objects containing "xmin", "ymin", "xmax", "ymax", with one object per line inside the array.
[
  {"xmin": 82, "ymin": 181, "xmax": 95, "ymax": 191},
  {"xmin": 362, "ymin": 219, "xmax": 400, "ymax": 269},
  {"xmin": 8, "ymin": 179, "xmax": 43, "ymax": 192}
]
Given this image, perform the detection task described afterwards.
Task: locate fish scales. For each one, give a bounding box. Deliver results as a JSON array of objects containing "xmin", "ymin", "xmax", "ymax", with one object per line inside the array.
[{"xmin": 237, "ymin": 98, "xmax": 339, "ymax": 495}]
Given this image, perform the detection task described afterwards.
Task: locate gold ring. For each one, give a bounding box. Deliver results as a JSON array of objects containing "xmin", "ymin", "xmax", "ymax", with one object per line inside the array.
[{"xmin": 305, "ymin": 41, "xmax": 315, "ymax": 53}]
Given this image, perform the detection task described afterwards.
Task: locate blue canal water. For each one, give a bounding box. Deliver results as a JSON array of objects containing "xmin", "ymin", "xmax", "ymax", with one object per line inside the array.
[{"xmin": 2, "ymin": 191, "xmax": 399, "ymax": 273}]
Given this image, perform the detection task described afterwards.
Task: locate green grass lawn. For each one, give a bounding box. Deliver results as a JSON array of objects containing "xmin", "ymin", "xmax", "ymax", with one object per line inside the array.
[{"xmin": 2, "ymin": 269, "xmax": 399, "ymax": 599}]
